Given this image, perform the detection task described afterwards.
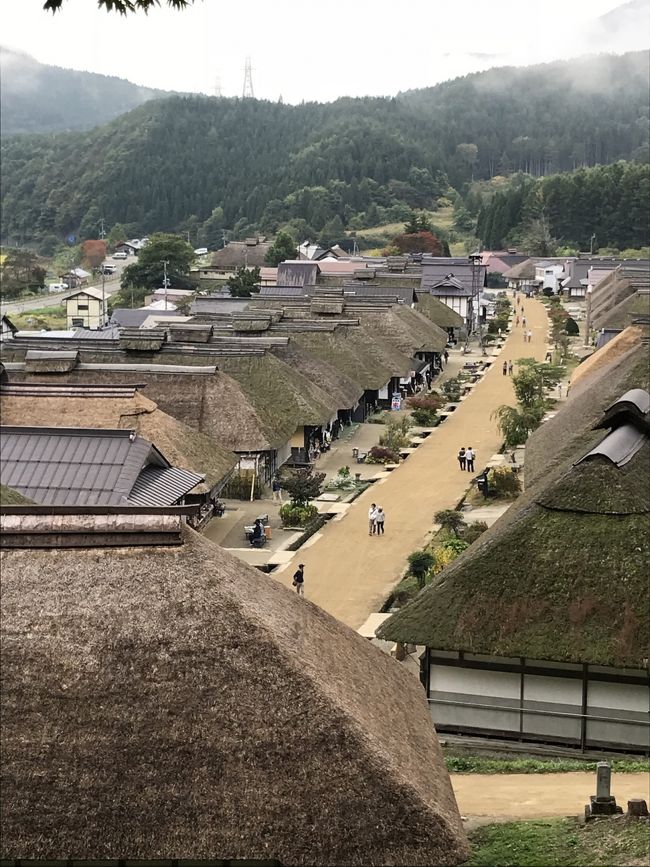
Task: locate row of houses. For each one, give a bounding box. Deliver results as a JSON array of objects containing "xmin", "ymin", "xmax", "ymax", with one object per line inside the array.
[
  {"xmin": 503, "ymin": 255, "xmax": 649, "ymax": 299},
  {"xmin": 0, "ymin": 289, "xmax": 456, "ymax": 503}
]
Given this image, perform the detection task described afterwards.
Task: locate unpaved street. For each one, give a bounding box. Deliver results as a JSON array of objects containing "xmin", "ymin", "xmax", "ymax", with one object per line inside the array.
[{"xmin": 276, "ymin": 297, "xmax": 549, "ymax": 628}]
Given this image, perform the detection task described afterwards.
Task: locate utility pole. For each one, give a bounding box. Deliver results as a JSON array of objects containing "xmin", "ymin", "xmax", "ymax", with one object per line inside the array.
[
  {"xmin": 469, "ymin": 251, "xmax": 485, "ymax": 354},
  {"xmin": 101, "ymin": 267, "xmax": 106, "ymax": 328},
  {"xmin": 162, "ymin": 260, "xmax": 170, "ymax": 310},
  {"xmin": 590, "ymin": 233, "xmax": 596, "ymax": 255},
  {"xmin": 99, "ymin": 217, "xmax": 106, "ymax": 239}
]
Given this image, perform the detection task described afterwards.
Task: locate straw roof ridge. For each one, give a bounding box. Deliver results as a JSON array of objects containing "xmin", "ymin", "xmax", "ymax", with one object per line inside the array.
[{"xmin": 0, "ymin": 526, "xmax": 468, "ymax": 864}]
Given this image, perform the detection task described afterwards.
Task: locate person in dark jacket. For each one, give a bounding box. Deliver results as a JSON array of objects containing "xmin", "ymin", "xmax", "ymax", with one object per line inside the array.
[
  {"xmin": 292, "ymin": 564, "xmax": 305, "ymax": 596},
  {"xmin": 457, "ymin": 447, "xmax": 466, "ymax": 471}
]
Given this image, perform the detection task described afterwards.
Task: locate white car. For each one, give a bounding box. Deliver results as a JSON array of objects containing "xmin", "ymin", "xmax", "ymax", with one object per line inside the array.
[{"xmin": 112, "ymin": 251, "xmax": 128, "ymax": 260}]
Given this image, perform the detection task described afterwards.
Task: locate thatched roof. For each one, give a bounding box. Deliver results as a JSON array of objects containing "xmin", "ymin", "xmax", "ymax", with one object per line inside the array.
[
  {"xmin": 0, "ymin": 388, "xmax": 237, "ymax": 493},
  {"xmin": 524, "ymin": 334, "xmax": 649, "ymax": 486},
  {"xmin": 0, "ymin": 524, "xmax": 468, "ymax": 865},
  {"xmin": 4, "ymin": 366, "xmax": 274, "ymax": 454},
  {"xmin": 502, "ymin": 258, "xmax": 536, "ymax": 280},
  {"xmin": 0, "ymin": 484, "xmax": 32, "ymax": 505},
  {"xmin": 379, "ymin": 391, "xmax": 650, "ymax": 668},
  {"xmin": 415, "ymin": 292, "xmax": 464, "ymax": 329},
  {"xmin": 594, "ymin": 290, "xmax": 650, "ymax": 332}
]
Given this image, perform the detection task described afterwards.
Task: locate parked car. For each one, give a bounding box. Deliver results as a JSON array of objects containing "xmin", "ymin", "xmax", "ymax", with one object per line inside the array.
[
  {"xmin": 48, "ymin": 282, "xmax": 69, "ymax": 292},
  {"xmin": 112, "ymin": 251, "xmax": 128, "ymax": 260}
]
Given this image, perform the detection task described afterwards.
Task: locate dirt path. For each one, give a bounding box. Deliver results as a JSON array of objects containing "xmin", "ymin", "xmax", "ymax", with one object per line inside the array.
[
  {"xmin": 451, "ymin": 772, "xmax": 650, "ymax": 819},
  {"xmin": 276, "ymin": 296, "xmax": 549, "ymax": 629}
]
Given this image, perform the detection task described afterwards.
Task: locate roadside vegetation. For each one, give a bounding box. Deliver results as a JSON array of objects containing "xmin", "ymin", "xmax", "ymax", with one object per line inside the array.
[
  {"xmin": 468, "ymin": 817, "xmax": 650, "ymax": 867},
  {"xmin": 445, "ymin": 755, "xmax": 650, "ymax": 775}
]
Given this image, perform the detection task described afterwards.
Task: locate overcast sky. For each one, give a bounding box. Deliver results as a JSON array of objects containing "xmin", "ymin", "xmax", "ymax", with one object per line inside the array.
[{"xmin": 1, "ymin": 0, "xmax": 648, "ymax": 102}]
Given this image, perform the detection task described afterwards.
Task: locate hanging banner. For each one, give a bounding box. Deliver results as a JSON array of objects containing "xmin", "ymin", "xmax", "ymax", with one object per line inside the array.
[{"xmin": 391, "ymin": 393, "xmax": 402, "ymax": 411}]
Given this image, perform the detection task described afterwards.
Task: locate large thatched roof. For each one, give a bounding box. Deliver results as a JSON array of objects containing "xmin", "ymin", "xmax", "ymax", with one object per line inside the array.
[
  {"xmin": 379, "ymin": 382, "xmax": 650, "ymax": 669},
  {"xmin": 0, "ymin": 523, "xmax": 468, "ymax": 865},
  {"xmin": 415, "ymin": 292, "xmax": 464, "ymax": 329},
  {"xmin": 0, "ymin": 387, "xmax": 236, "ymax": 493}
]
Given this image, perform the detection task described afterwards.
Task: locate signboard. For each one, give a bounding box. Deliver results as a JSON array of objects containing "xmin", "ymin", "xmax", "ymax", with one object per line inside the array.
[{"xmin": 391, "ymin": 393, "xmax": 402, "ymax": 411}]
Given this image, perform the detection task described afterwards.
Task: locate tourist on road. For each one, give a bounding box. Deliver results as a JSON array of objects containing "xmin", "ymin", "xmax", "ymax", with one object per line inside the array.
[
  {"xmin": 515, "ymin": 315, "xmax": 519, "ymax": 327},
  {"xmin": 522, "ymin": 315, "xmax": 527, "ymax": 328},
  {"xmin": 272, "ymin": 476, "xmax": 283, "ymax": 503},
  {"xmin": 292, "ymin": 564, "xmax": 305, "ymax": 596},
  {"xmin": 368, "ymin": 503, "xmax": 378, "ymax": 535},
  {"xmin": 457, "ymin": 447, "xmax": 466, "ymax": 471},
  {"xmin": 527, "ymin": 329, "xmax": 533, "ymax": 343},
  {"xmin": 502, "ymin": 361, "xmax": 507, "ymax": 375},
  {"xmin": 508, "ymin": 360, "xmax": 513, "ymax": 375},
  {"xmin": 465, "ymin": 447, "xmax": 476, "ymax": 473},
  {"xmin": 375, "ymin": 507, "xmax": 385, "ymax": 535},
  {"xmin": 444, "ymin": 349, "xmax": 449, "ymax": 365}
]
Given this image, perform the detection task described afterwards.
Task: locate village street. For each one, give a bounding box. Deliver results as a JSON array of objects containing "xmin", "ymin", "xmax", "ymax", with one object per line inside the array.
[{"xmin": 275, "ymin": 297, "xmax": 550, "ymax": 628}]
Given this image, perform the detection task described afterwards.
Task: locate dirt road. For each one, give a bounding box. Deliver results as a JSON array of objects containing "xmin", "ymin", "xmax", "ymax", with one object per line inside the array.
[
  {"xmin": 451, "ymin": 772, "xmax": 650, "ymax": 819},
  {"xmin": 277, "ymin": 296, "xmax": 549, "ymax": 628}
]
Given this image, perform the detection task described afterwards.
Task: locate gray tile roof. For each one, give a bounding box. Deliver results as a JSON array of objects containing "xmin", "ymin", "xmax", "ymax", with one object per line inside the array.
[
  {"xmin": 0, "ymin": 426, "xmax": 202, "ymax": 507},
  {"xmin": 276, "ymin": 262, "xmax": 319, "ymax": 288},
  {"xmin": 420, "ymin": 263, "xmax": 486, "ymax": 293},
  {"xmin": 128, "ymin": 465, "xmax": 204, "ymax": 507},
  {"xmin": 110, "ymin": 308, "xmax": 180, "ymax": 328}
]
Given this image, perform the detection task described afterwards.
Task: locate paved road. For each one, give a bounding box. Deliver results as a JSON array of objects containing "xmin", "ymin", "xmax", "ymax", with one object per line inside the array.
[
  {"xmin": 452, "ymin": 771, "xmax": 650, "ymax": 819},
  {"xmin": 276, "ymin": 296, "xmax": 549, "ymax": 629},
  {"xmin": 0, "ymin": 258, "xmax": 125, "ymax": 316}
]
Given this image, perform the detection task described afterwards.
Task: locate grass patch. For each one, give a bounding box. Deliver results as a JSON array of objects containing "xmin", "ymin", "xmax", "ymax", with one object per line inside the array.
[
  {"xmin": 468, "ymin": 817, "xmax": 650, "ymax": 866},
  {"xmin": 11, "ymin": 305, "xmax": 67, "ymax": 330},
  {"xmin": 446, "ymin": 755, "xmax": 650, "ymax": 774}
]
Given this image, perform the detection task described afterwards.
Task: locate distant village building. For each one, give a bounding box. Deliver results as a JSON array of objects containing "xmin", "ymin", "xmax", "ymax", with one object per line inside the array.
[
  {"xmin": 62, "ymin": 287, "xmax": 108, "ymax": 329},
  {"xmin": 211, "ymin": 237, "xmax": 271, "ymax": 269}
]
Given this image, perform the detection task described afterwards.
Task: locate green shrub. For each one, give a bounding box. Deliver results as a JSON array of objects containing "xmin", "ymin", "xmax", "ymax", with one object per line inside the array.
[
  {"xmin": 366, "ymin": 445, "xmax": 400, "ymax": 464},
  {"xmin": 408, "ymin": 549, "xmax": 435, "ymax": 589},
  {"xmin": 379, "ymin": 416, "xmax": 412, "ymax": 451},
  {"xmin": 442, "ymin": 377, "xmax": 463, "ymax": 402},
  {"xmin": 565, "ymin": 316, "xmax": 579, "ymax": 335},
  {"xmin": 488, "ymin": 466, "xmax": 522, "ymax": 498},
  {"xmin": 367, "ymin": 411, "xmax": 389, "ymax": 424},
  {"xmin": 411, "ymin": 407, "xmax": 439, "ymax": 426},
  {"xmin": 279, "ymin": 503, "xmax": 319, "ymax": 527}
]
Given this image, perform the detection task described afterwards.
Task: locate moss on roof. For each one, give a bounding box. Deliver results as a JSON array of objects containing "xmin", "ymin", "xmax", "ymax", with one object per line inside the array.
[
  {"xmin": 378, "ymin": 443, "xmax": 650, "ymax": 667},
  {"xmin": 0, "ymin": 484, "xmax": 33, "ymax": 505},
  {"xmin": 416, "ymin": 293, "xmax": 464, "ymax": 329},
  {"xmin": 0, "ymin": 526, "xmax": 468, "ymax": 864}
]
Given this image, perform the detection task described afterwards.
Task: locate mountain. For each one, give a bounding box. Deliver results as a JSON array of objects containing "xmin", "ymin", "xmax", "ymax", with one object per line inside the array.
[
  {"xmin": 1, "ymin": 51, "xmax": 648, "ymax": 251},
  {"xmin": 0, "ymin": 47, "xmax": 174, "ymax": 135}
]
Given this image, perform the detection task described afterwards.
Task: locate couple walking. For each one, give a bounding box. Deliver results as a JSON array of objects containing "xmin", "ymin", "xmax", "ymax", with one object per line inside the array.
[
  {"xmin": 457, "ymin": 446, "xmax": 476, "ymax": 472},
  {"xmin": 368, "ymin": 503, "xmax": 386, "ymax": 535}
]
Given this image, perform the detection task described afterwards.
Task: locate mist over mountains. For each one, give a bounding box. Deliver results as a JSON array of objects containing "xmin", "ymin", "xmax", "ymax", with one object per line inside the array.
[{"xmin": 0, "ymin": 47, "xmax": 174, "ymax": 135}]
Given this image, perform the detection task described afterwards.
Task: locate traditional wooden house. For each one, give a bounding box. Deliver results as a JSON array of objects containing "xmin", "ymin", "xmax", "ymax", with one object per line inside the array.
[
  {"xmin": 379, "ymin": 347, "xmax": 650, "ymax": 753},
  {"xmin": 211, "ymin": 237, "xmax": 271, "ymax": 268},
  {"xmin": 0, "ymin": 507, "xmax": 469, "ymax": 865},
  {"xmin": 0, "ymin": 381, "xmax": 237, "ymax": 507},
  {"xmin": 415, "ymin": 291, "xmax": 464, "ymax": 342},
  {"xmin": 0, "ymin": 425, "xmax": 205, "ymax": 507},
  {"xmin": 1, "ymin": 314, "xmax": 17, "ymax": 341}
]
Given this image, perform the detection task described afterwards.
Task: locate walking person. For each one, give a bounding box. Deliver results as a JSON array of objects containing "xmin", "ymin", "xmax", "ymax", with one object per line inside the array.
[
  {"xmin": 271, "ymin": 475, "xmax": 283, "ymax": 503},
  {"xmin": 527, "ymin": 329, "xmax": 533, "ymax": 343},
  {"xmin": 292, "ymin": 564, "xmax": 305, "ymax": 596},
  {"xmin": 457, "ymin": 447, "xmax": 466, "ymax": 471},
  {"xmin": 368, "ymin": 503, "xmax": 378, "ymax": 535},
  {"xmin": 502, "ymin": 360, "xmax": 508, "ymax": 375},
  {"xmin": 444, "ymin": 349, "xmax": 449, "ymax": 366},
  {"xmin": 522, "ymin": 315, "xmax": 527, "ymax": 328},
  {"xmin": 508, "ymin": 360, "xmax": 513, "ymax": 375},
  {"xmin": 465, "ymin": 446, "xmax": 476, "ymax": 473},
  {"xmin": 515, "ymin": 315, "xmax": 519, "ymax": 327},
  {"xmin": 375, "ymin": 507, "xmax": 385, "ymax": 535}
]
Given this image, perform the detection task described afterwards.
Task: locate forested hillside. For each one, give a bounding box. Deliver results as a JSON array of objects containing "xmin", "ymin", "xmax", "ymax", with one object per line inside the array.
[
  {"xmin": 476, "ymin": 162, "xmax": 650, "ymax": 251},
  {"xmin": 1, "ymin": 51, "xmax": 648, "ymax": 251},
  {"xmin": 0, "ymin": 47, "xmax": 173, "ymax": 135}
]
